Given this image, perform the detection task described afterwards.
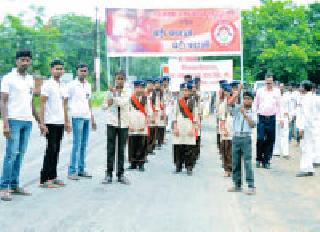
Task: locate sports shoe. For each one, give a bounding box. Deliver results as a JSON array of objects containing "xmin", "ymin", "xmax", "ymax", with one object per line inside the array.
[
  {"xmin": 245, "ymin": 187, "xmax": 256, "ymax": 195},
  {"xmin": 227, "ymin": 186, "xmax": 242, "ymax": 192},
  {"xmin": 118, "ymin": 176, "xmax": 130, "ymax": 185},
  {"xmin": 101, "ymin": 175, "xmax": 112, "ymax": 184},
  {"xmin": 11, "ymin": 187, "xmax": 32, "ymax": 196},
  {"xmin": 78, "ymin": 172, "xmax": 92, "ymax": 179},
  {"xmin": 68, "ymin": 174, "xmax": 80, "ymax": 181},
  {"xmin": 1, "ymin": 191, "xmax": 12, "ymax": 201}
]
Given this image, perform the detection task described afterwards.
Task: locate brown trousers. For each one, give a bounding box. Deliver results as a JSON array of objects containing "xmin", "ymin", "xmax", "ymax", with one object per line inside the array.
[{"xmin": 221, "ymin": 140, "xmax": 232, "ymax": 172}]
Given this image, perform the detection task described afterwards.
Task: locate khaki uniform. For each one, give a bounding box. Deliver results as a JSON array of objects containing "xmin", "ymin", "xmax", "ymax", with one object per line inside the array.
[
  {"xmin": 172, "ymin": 97, "xmax": 198, "ymax": 172},
  {"xmin": 128, "ymin": 95, "xmax": 149, "ymax": 168}
]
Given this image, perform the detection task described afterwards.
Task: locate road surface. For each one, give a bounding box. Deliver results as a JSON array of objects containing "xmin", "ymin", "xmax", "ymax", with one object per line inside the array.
[{"xmin": 0, "ymin": 110, "xmax": 319, "ymax": 232}]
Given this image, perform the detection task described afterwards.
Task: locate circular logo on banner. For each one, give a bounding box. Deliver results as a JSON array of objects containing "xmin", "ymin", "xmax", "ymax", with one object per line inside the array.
[{"xmin": 212, "ymin": 21, "xmax": 236, "ymax": 47}]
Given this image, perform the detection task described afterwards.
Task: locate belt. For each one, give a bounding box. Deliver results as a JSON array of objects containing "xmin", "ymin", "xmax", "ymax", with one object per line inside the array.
[
  {"xmin": 259, "ymin": 115, "xmax": 275, "ymax": 120},
  {"xmin": 234, "ymin": 132, "xmax": 251, "ymax": 137}
]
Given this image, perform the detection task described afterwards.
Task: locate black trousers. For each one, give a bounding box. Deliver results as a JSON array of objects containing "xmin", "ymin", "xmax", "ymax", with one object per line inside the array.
[
  {"xmin": 256, "ymin": 115, "xmax": 276, "ymax": 165},
  {"xmin": 173, "ymin": 144, "xmax": 195, "ymax": 170},
  {"xmin": 40, "ymin": 124, "xmax": 64, "ymax": 184},
  {"xmin": 128, "ymin": 135, "xmax": 147, "ymax": 167},
  {"xmin": 196, "ymin": 136, "xmax": 201, "ymax": 160},
  {"xmin": 107, "ymin": 125, "xmax": 128, "ymax": 177},
  {"xmin": 157, "ymin": 126, "xmax": 165, "ymax": 146},
  {"xmin": 147, "ymin": 127, "xmax": 157, "ymax": 153}
]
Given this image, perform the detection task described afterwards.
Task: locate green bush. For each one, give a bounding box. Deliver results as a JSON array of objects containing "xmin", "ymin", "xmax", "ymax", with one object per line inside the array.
[{"xmin": 91, "ymin": 91, "xmax": 106, "ymax": 108}]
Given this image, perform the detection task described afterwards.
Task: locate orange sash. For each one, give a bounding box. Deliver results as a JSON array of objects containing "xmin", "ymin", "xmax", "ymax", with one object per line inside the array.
[
  {"xmin": 131, "ymin": 95, "xmax": 150, "ymax": 137},
  {"xmin": 178, "ymin": 98, "xmax": 198, "ymax": 138},
  {"xmin": 131, "ymin": 95, "xmax": 147, "ymax": 117}
]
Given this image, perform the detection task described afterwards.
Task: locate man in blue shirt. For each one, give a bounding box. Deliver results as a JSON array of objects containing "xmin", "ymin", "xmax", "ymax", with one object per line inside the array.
[{"xmin": 228, "ymin": 91, "xmax": 256, "ymax": 195}]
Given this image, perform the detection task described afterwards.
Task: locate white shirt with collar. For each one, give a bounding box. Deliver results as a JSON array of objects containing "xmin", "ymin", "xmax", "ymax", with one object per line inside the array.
[
  {"xmin": 0, "ymin": 68, "xmax": 34, "ymax": 121},
  {"xmin": 41, "ymin": 78, "xmax": 67, "ymax": 124},
  {"xmin": 104, "ymin": 89, "xmax": 129, "ymax": 128},
  {"xmin": 67, "ymin": 79, "xmax": 92, "ymax": 119}
]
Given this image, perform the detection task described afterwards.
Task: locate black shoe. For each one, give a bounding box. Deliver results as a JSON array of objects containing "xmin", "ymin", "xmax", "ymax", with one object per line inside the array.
[
  {"xmin": 187, "ymin": 168, "xmax": 193, "ymax": 176},
  {"xmin": 101, "ymin": 175, "xmax": 112, "ymax": 184},
  {"xmin": 313, "ymin": 163, "xmax": 320, "ymax": 168},
  {"xmin": 78, "ymin": 172, "xmax": 92, "ymax": 179},
  {"xmin": 139, "ymin": 166, "xmax": 145, "ymax": 172},
  {"xmin": 296, "ymin": 172, "xmax": 314, "ymax": 177},
  {"xmin": 118, "ymin": 176, "xmax": 130, "ymax": 185},
  {"xmin": 263, "ymin": 163, "xmax": 271, "ymax": 169},
  {"xmin": 127, "ymin": 164, "xmax": 137, "ymax": 170},
  {"xmin": 256, "ymin": 161, "xmax": 262, "ymax": 168},
  {"xmin": 174, "ymin": 167, "xmax": 182, "ymax": 174}
]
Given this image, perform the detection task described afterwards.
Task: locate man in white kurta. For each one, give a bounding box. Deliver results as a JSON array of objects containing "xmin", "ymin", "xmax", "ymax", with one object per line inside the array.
[
  {"xmin": 273, "ymin": 84, "xmax": 290, "ymax": 158},
  {"xmin": 296, "ymin": 81, "xmax": 317, "ymax": 177}
]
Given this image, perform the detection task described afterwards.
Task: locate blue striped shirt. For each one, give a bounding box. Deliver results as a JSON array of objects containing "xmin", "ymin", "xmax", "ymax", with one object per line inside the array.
[{"xmin": 231, "ymin": 104, "xmax": 256, "ymax": 136}]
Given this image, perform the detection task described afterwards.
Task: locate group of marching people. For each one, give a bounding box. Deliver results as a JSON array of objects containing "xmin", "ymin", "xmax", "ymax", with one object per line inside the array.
[
  {"xmin": 102, "ymin": 72, "xmax": 172, "ymax": 184},
  {"xmin": 215, "ymin": 74, "xmax": 320, "ymax": 195},
  {"xmin": 102, "ymin": 72, "xmax": 203, "ymax": 185}
]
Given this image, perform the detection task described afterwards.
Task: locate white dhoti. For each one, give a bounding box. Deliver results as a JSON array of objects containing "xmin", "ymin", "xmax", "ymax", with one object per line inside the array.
[
  {"xmin": 273, "ymin": 118, "xmax": 289, "ymax": 157},
  {"xmin": 300, "ymin": 130, "xmax": 315, "ymax": 173}
]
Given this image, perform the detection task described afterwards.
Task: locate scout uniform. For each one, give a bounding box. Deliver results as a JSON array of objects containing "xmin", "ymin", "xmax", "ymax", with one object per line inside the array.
[
  {"xmin": 103, "ymin": 81, "xmax": 130, "ymax": 183},
  {"xmin": 194, "ymin": 78, "xmax": 203, "ymax": 162},
  {"xmin": 163, "ymin": 77, "xmax": 173, "ymax": 133},
  {"xmin": 152, "ymin": 78, "xmax": 165, "ymax": 149},
  {"xmin": 145, "ymin": 78, "xmax": 156, "ymax": 154},
  {"xmin": 219, "ymin": 83, "xmax": 233, "ymax": 177},
  {"xmin": 215, "ymin": 80, "xmax": 228, "ymax": 151},
  {"xmin": 128, "ymin": 80, "xmax": 149, "ymax": 171},
  {"xmin": 157, "ymin": 79, "xmax": 166, "ymax": 147},
  {"xmin": 172, "ymin": 83, "xmax": 198, "ymax": 175}
]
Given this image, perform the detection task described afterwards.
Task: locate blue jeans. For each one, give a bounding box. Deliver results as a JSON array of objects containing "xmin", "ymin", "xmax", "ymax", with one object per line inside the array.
[
  {"xmin": 68, "ymin": 118, "xmax": 90, "ymax": 175},
  {"xmin": 232, "ymin": 136, "xmax": 254, "ymax": 188},
  {"xmin": 1, "ymin": 120, "xmax": 32, "ymax": 189}
]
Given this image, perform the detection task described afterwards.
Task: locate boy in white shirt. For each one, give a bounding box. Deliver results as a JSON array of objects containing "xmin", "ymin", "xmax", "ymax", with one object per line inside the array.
[
  {"xmin": 39, "ymin": 59, "xmax": 70, "ymax": 188},
  {"xmin": 67, "ymin": 64, "xmax": 96, "ymax": 180},
  {"xmin": 0, "ymin": 50, "xmax": 40, "ymax": 201}
]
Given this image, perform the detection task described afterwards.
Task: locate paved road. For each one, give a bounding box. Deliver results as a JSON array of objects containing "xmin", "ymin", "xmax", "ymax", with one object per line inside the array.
[{"xmin": 0, "ymin": 110, "xmax": 319, "ymax": 232}]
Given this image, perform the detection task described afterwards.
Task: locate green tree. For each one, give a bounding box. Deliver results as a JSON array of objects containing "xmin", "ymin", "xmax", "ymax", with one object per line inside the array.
[{"xmin": 242, "ymin": 0, "xmax": 313, "ymax": 83}]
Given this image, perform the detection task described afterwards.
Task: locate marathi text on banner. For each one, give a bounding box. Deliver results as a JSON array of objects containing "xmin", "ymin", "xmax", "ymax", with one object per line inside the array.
[{"xmin": 106, "ymin": 8, "xmax": 241, "ymax": 57}]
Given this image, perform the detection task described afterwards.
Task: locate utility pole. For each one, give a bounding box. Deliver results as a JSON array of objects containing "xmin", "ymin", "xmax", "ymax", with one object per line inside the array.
[{"xmin": 94, "ymin": 6, "xmax": 101, "ymax": 92}]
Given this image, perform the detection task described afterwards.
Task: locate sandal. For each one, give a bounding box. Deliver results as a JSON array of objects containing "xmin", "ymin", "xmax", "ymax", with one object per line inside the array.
[
  {"xmin": 53, "ymin": 179, "xmax": 66, "ymax": 187},
  {"xmin": 39, "ymin": 180, "xmax": 59, "ymax": 189}
]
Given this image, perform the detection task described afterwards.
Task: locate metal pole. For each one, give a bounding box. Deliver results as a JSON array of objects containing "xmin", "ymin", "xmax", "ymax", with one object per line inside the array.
[
  {"xmin": 95, "ymin": 6, "xmax": 101, "ymax": 92},
  {"xmin": 125, "ymin": 56, "xmax": 129, "ymax": 78},
  {"xmin": 240, "ymin": 11, "xmax": 244, "ymax": 84}
]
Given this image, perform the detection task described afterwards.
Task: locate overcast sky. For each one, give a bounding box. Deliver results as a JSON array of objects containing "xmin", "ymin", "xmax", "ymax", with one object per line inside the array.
[{"xmin": 0, "ymin": 0, "xmax": 318, "ymax": 22}]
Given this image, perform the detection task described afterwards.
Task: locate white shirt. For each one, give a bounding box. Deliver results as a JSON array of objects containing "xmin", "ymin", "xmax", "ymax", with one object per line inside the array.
[
  {"xmin": 278, "ymin": 92, "xmax": 290, "ymax": 121},
  {"xmin": 41, "ymin": 78, "xmax": 67, "ymax": 124},
  {"xmin": 296, "ymin": 92, "xmax": 317, "ymax": 131},
  {"xmin": 67, "ymin": 79, "xmax": 92, "ymax": 119},
  {"xmin": 0, "ymin": 68, "xmax": 34, "ymax": 121},
  {"xmin": 287, "ymin": 91, "xmax": 298, "ymax": 119},
  {"xmin": 104, "ymin": 89, "xmax": 129, "ymax": 128}
]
